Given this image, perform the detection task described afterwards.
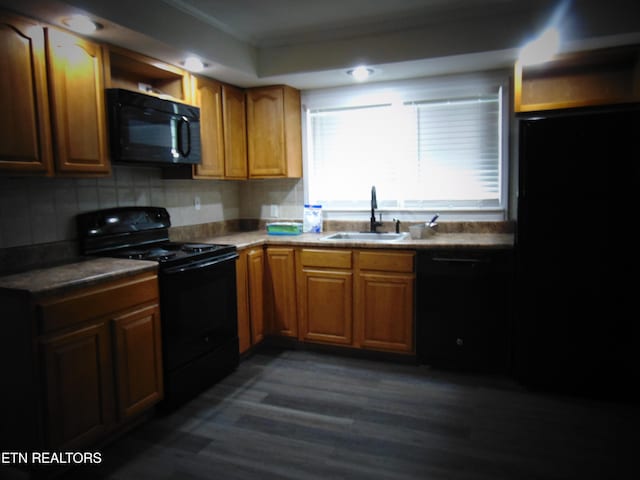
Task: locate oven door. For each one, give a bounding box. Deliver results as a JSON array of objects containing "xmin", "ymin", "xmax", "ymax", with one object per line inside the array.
[{"xmin": 159, "ymin": 252, "xmax": 239, "ymax": 373}]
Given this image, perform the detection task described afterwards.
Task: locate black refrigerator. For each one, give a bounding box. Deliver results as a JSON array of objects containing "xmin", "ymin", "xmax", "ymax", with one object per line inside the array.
[{"xmin": 514, "ymin": 103, "xmax": 640, "ymax": 400}]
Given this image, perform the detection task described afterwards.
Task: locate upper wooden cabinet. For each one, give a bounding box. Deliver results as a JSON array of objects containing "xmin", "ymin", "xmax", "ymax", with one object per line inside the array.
[
  {"xmin": 105, "ymin": 45, "xmax": 193, "ymax": 104},
  {"xmin": 246, "ymin": 85, "xmax": 302, "ymax": 178},
  {"xmin": 193, "ymin": 76, "xmax": 225, "ymax": 178},
  {"xmin": 47, "ymin": 27, "xmax": 109, "ymax": 175},
  {"xmin": 0, "ymin": 14, "xmax": 109, "ymax": 176},
  {"xmin": 0, "ymin": 13, "xmax": 53, "ymax": 174},
  {"xmin": 222, "ymin": 84, "xmax": 248, "ymax": 179},
  {"xmin": 514, "ymin": 45, "xmax": 640, "ymax": 113},
  {"xmin": 191, "ymin": 78, "xmax": 248, "ymax": 179}
]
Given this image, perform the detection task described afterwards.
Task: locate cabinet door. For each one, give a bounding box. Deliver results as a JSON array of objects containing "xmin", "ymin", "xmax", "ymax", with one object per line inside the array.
[
  {"xmin": 356, "ymin": 272, "xmax": 414, "ymax": 353},
  {"xmin": 247, "ymin": 248, "xmax": 265, "ymax": 344},
  {"xmin": 247, "ymin": 86, "xmax": 286, "ymax": 177},
  {"xmin": 246, "ymin": 85, "xmax": 301, "ymax": 178},
  {"xmin": 299, "ymin": 268, "xmax": 353, "ymax": 345},
  {"xmin": 0, "ymin": 13, "xmax": 53, "ymax": 174},
  {"xmin": 194, "ymin": 76, "xmax": 225, "ymax": 178},
  {"xmin": 112, "ymin": 304, "xmax": 163, "ymax": 421},
  {"xmin": 266, "ymin": 247, "xmax": 297, "ymax": 337},
  {"xmin": 236, "ymin": 250, "xmax": 252, "ymax": 354},
  {"xmin": 40, "ymin": 322, "xmax": 114, "ymax": 449},
  {"xmin": 223, "ymin": 84, "xmax": 248, "ymax": 179},
  {"xmin": 46, "ymin": 28, "xmax": 109, "ymax": 175}
]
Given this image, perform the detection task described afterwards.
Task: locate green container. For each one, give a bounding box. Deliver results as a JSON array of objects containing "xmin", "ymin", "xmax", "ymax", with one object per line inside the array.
[{"xmin": 266, "ymin": 222, "xmax": 303, "ymax": 235}]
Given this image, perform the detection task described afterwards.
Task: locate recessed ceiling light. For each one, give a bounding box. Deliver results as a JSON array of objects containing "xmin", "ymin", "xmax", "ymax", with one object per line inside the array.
[
  {"xmin": 347, "ymin": 66, "xmax": 374, "ymax": 82},
  {"xmin": 182, "ymin": 56, "xmax": 208, "ymax": 73},
  {"xmin": 61, "ymin": 14, "xmax": 101, "ymax": 34}
]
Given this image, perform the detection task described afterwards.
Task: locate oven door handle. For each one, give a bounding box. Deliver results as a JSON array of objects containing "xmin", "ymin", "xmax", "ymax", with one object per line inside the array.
[{"xmin": 162, "ymin": 251, "xmax": 239, "ymax": 275}]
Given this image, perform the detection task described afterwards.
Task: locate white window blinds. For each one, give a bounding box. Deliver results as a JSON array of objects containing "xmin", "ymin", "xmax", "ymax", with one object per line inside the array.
[
  {"xmin": 410, "ymin": 95, "xmax": 501, "ymax": 208},
  {"xmin": 305, "ymin": 80, "xmax": 504, "ymax": 214}
]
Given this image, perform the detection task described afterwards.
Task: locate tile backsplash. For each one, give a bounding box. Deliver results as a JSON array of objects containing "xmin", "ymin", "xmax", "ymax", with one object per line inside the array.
[
  {"xmin": 0, "ymin": 166, "xmax": 306, "ymax": 250},
  {"xmin": 0, "ymin": 166, "xmax": 241, "ymax": 249}
]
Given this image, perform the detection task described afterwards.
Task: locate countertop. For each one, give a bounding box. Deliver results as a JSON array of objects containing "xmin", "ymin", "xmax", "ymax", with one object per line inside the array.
[
  {"xmin": 0, "ymin": 257, "xmax": 157, "ymax": 298},
  {"xmin": 193, "ymin": 230, "xmax": 515, "ymax": 251},
  {"xmin": 0, "ymin": 230, "xmax": 512, "ymax": 297}
]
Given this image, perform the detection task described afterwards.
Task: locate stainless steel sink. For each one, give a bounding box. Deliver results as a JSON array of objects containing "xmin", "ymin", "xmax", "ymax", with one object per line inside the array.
[{"xmin": 321, "ymin": 232, "xmax": 409, "ymax": 242}]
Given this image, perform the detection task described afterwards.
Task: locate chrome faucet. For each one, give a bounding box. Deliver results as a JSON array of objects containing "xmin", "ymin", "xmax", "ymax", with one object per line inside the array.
[{"xmin": 370, "ymin": 186, "xmax": 383, "ymax": 233}]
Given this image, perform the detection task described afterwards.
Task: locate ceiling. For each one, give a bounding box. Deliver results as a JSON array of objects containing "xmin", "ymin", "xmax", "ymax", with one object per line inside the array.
[{"xmin": 2, "ymin": 0, "xmax": 640, "ymax": 89}]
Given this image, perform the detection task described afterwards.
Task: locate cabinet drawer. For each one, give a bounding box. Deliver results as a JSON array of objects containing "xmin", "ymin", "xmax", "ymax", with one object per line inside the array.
[
  {"xmin": 38, "ymin": 273, "xmax": 159, "ymax": 334},
  {"xmin": 358, "ymin": 250, "xmax": 415, "ymax": 273},
  {"xmin": 300, "ymin": 249, "xmax": 352, "ymax": 269}
]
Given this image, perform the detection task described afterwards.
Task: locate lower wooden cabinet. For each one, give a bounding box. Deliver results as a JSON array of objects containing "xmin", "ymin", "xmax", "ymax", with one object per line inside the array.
[
  {"xmin": 112, "ymin": 304, "xmax": 163, "ymax": 420},
  {"xmin": 236, "ymin": 250, "xmax": 251, "ymax": 354},
  {"xmin": 247, "ymin": 248, "xmax": 266, "ymax": 345},
  {"xmin": 39, "ymin": 321, "xmax": 114, "ymax": 450},
  {"xmin": 236, "ymin": 247, "xmax": 265, "ymax": 353},
  {"xmin": 238, "ymin": 246, "xmax": 415, "ymax": 355},
  {"xmin": 0, "ymin": 270, "xmax": 162, "ymax": 452},
  {"xmin": 266, "ymin": 247, "xmax": 298, "ymax": 338},
  {"xmin": 297, "ymin": 249, "xmax": 353, "ymax": 345},
  {"xmin": 355, "ymin": 250, "xmax": 415, "ymax": 353},
  {"xmin": 297, "ymin": 248, "xmax": 415, "ymax": 353}
]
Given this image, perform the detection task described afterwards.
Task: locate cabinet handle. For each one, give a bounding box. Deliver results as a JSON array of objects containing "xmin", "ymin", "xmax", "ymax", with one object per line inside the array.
[{"xmin": 432, "ymin": 257, "xmax": 488, "ymax": 264}]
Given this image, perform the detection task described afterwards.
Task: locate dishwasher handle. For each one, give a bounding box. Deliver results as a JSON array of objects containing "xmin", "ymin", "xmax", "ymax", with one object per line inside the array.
[{"xmin": 431, "ymin": 256, "xmax": 490, "ymax": 264}]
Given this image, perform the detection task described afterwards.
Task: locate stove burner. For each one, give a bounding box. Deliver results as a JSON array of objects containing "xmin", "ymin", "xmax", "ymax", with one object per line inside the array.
[
  {"xmin": 146, "ymin": 248, "xmax": 176, "ymax": 261},
  {"xmin": 181, "ymin": 243, "xmax": 219, "ymax": 253}
]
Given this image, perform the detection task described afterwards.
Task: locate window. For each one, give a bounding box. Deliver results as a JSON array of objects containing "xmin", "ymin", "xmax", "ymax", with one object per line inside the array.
[{"xmin": 304, "ymin": 72, "xmax": 508, "ymax": 219}]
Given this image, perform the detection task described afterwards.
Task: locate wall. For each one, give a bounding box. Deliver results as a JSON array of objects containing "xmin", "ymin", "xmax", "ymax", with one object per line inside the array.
[
  {"xmin": 0, "ymin": 166, "xmax": 240, "ymax": 249},
  {"xmin": 239, "ymin": 178, "xmax": 305, "ymax": 221}
]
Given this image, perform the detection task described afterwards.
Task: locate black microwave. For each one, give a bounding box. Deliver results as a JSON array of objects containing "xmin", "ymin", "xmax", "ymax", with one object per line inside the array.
[{"xmin": 106, "ymin": 88, "xmax": 201, "ymax": 166}]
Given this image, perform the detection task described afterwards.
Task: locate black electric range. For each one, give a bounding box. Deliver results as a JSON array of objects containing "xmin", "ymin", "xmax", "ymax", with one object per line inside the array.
[{"xmin": 77, "ymin": 206, "xmax": 239, "ymax": 410}]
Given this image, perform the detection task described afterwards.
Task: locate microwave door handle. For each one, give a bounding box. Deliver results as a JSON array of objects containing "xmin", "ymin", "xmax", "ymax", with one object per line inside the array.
[{"xmin": 178, "ymin": 116, "xmax": 192, "ymax": 157}]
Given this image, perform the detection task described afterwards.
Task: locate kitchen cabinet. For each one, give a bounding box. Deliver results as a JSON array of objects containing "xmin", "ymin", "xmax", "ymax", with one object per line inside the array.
[
  {"xmin": 39, "ymin": 320, "xmax": 114, "ymax": 450},
  {"xmin": 191, "ymin": 79, "xmax": 248, "ymax": 179},
  {"xmin": 112, "ymin": 304, "xmax": 163, "ymax": 420},
  {"xmin": 514, "ymin": 45, "xmax": 640, "ymax": 112},
  {"xmin": 222, "ymin": 83, "xmax": 248, "ymax": 178},
  {"xmin": 236, "ymin": 247, "xmax": 266, "ymax": 353},
  {"xmin": 297, "ymin": 248, "xmax": 415, "ymax": 353},
  {"xmin": 0, "ymin": 271, "xmax": 162, "ymax": 452},
  {"xmin": 247, "ymin": 248, "xmax": 266, "ymax": 344},
  {"xmin": 0, "ymin": 12, "xmax": 53, "ymax": 174},
  {"xmin": 356, "ymin": 251, "xmax": 415, "ymax": 353},
  {"xmin": 236, "ymin": 250, "xmax": 252, "ymax": 354},
  {"xmin": 297, "ymin": 249, "xmax": 354, "ymax": 345},
  {"xmin": 416, "ymin": 249, "xmax": 512, "ymax": 373},
  {"xmin": 265, "ymin": 247, "xmax": 298, "ymax": 338},
  {"xmin": 1, "ymin": 15, "xmax": 108, "ymax": 176},
  {"xmin": 105, "ymin": 45, "xmax": 193, "ymax": 103},
  {"xmin": 246, "ymin": 85, "xmax": 302, "ymax": 178},
  {"xmin": 193, "ymin": 76, "xmax": 225, "ymax": 178},
  {"xmin": 46, "ymin": 27, "xmax": 109, "ymax": 175}
]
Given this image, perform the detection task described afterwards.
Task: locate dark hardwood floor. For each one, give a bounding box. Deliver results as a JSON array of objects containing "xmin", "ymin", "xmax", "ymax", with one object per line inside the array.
[{"xmin": 66, "ymin": 348, "xmax": 638, "ymax": 480}]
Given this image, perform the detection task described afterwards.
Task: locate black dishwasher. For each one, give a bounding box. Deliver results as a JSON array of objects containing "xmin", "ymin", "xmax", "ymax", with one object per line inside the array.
[{"xmin": 416, "ymin": 249, "xmax": 514, "ymax": 373}]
